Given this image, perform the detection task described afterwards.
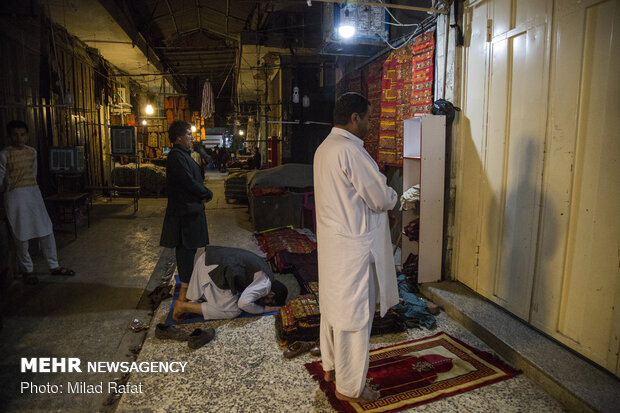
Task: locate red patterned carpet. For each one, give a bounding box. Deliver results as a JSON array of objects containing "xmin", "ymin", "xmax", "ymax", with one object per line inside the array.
[{"xmin": 306, "ymin": 332, "xmax": 520, "ymax": 413}]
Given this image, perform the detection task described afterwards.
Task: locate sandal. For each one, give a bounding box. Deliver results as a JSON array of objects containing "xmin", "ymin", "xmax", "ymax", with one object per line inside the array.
[
  {"xmin": 50, "ymin": 267, "xmax": 75, "ymax": 276},
  {"xmin": 22, "ymin": 272, "xmax": 39, "ymax": 285},
  {"xmin": 310, "ymin": 340, "xmax": 321, "ymax": 357},
  {"xmin": 283, "ymin": 341, "xmax": 314, "ymax": 359}
]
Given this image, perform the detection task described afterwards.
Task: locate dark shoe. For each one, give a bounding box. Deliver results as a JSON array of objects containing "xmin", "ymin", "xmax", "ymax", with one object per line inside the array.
[
  {"xmin": 310, "ymin": 344, "xmax": 321, "ymax": 357},
  {"xmin": 188, "ymin": 328, "xmax": 215, "ymax": 349},
  {"xmin": 283, "ymin": 341, "xmax": 314, "ymax": 359},
  {"xmin": 22, "ymin": 273, "xmax": 39, "ymax": 285},
  {"xmin": 155, "ymin": 323, "xmax": 189, "ymax": 341},
  {"xmin": 426, "ymin": 302, "xmax": 441, "ymax": 315},
  {"xmin": 50, "ymin": 267, "xmax": 75, "ymax": 276}
]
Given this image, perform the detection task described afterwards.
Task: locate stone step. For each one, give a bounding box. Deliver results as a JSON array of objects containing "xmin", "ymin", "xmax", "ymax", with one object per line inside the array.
[{"xmin": 419, "ymin": 281, "xmax": 620, "ymax": 413}]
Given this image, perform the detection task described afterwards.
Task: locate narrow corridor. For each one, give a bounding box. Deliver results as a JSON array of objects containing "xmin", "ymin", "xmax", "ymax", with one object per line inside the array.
[{"xmin": 1, "ymin": 172, "xmax": 565, "ymax": 412}]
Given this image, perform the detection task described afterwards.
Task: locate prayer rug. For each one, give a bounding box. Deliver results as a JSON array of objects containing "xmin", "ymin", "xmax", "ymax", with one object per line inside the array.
[
  {"xmin": 164, "ymin": 275, "xmax": 277, "ymax": 325},
  {"xmin": 255, "ymin": 228, "xmax": 317, "ymax": 260},
  {"xmin": 306, "ymin": 332, "xmax": 520, "ymax": 412}
]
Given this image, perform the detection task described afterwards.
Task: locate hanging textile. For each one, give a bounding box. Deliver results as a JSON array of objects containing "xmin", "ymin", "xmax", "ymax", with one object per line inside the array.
[
  {"xmin": 125, "ymin": 114, "xmax": 136, "ymax": 126},
  {"xmin": 378, "ymin": 44, "xmax": 413, "ymax": 166},
  {"xmin": 148, "ymin": 132, "xmax": 158, "ymax": 147},
  {"xmin": 335, "ymin": 69, "xmax": 363, "ymax": 97},
  {"xmin": 377, "ymin": 30, "xmax": 435, "ymax": 167},
  {"xmin": 364, "ymin": 57, "xmax": 386, "ymax": 162},
  {"xmin": 246, "ymin": 117, "xmax": 257, "ymax": 152},
  {"xmin": 201, "ymin": 80, "xmax": 215, "ymax": 119},
  {"xmin": 411, "ymin": 31, "xmax": 435, "ymax": 114}
]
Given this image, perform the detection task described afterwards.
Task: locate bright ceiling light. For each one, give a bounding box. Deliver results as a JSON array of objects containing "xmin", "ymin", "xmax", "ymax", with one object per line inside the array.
[
  {"xmin": 191, "ymin": 125, "xmax": 197, "ymax": 132},
  {"xmin": 338, "ymin": 24, "xmax": 356, "ymax": 38},
  {"xmin": 239, "ymin": 130, "xmax": 245, "ymax": 136},
  {"xmin": 338, "ymin": 6, "xmax": 355, "ymax": 39},
  {"xmin": 145, "ymin": 104, "xmax": 154, "ymax": 115},
  {"xmin": 141, "ymin": 120, "xmax": 147, "ymax": 125}
]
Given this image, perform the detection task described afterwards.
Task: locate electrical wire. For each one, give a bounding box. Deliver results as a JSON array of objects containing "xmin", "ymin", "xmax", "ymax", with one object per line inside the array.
[
  {"xmin": 384, "ymin": 21, "xmax": 419, "ymax": 27},
  {"xmin": 377, "ymin": 30, "xmax": 417, "ymax": 50},
  {"xmin": 381, "ymin": 1, "xmax": 402, "ymax": 25},
  {"xmin": 376, "ymin": 15, "xmax": 436, "ymax": 50}
]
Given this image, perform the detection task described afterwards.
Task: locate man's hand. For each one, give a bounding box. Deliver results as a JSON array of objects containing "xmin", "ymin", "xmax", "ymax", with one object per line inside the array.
[
  {"xmin": 263, "ymin": 305, "xmax": 281, "ymax": 313},
  {"xmin": 388, "ymin": 210, "xmax": 397, "ymax": 229}
]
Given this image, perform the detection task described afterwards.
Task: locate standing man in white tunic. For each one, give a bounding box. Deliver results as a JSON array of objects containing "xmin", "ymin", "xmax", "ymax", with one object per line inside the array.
[
  {"xmin": 0, "ymin": 120, "xmax": 74, "ymax": 284},
  {"xmin": 313, "ymin": 93, "xmax": 399, "ymax": 403}
]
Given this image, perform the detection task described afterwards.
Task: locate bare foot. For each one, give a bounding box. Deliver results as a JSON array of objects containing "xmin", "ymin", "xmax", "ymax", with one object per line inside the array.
[
  {"xmin": 172, "ymin": 300, "xmax": 185, "ymax": 321},
  {"xmin": 335, "ymin": 386, "xmax": 380, "ymax": 403},
  {"xmin": 324, "ymin": 370, "xmax": 335, "ymax": 382},
  {"xmin": 178, "ymin": 283, "xmax": 189, "ymax": 302}
]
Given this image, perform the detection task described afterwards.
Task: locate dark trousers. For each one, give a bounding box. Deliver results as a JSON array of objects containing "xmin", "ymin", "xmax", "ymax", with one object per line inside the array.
[{"xmin": 175, "ymin": 246, "xmax": 196, "ymax": 283}]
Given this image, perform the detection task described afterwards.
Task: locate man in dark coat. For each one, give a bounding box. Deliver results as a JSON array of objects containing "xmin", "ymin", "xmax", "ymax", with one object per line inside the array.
[
  {"xmin": 160, "ymin": 121, "xmax": 213, "ymax": 306},
  {"xmin": 251, "ymin": 148, "xmax": 261, "ymax": 169}
]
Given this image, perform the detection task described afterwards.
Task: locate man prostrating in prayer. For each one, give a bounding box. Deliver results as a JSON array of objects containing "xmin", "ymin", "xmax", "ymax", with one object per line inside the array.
[{"xmin": 173, "ymin": 245, "xmax": 288, "ymax": 320}]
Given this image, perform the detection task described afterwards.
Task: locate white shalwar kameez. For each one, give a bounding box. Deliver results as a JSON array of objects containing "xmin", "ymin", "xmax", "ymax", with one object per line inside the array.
[
  {"xmin": 0, "ymin": 147, "xmax": 58, "ymax": 272},
  {"xmin": 186, "ymin": 251, "xmax": 272, "ymax": 319},
  {"xmin": 313, "ymin": 127, "xmax": 399, "ymax": 398}
]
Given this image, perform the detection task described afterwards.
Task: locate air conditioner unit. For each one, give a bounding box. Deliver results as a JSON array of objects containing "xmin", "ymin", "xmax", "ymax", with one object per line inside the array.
[
  {"xmin": 49, "ymin": 146, "xmax": 85, "ymax": 173},
  {"xmin": 110, "ymin": 126, "xmax": 136, "ymax": 155}
]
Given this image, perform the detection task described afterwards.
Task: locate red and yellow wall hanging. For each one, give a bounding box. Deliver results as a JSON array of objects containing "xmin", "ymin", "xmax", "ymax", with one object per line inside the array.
[
  {"xmin": 364, "ymin": 57, "xmax": 386, "ymax": 163},
  {"xmin": 378, "ymin": 31, "xmax": 435, "ymax": 167},
  {"xmin": 335, "ymin": 61, "xmax": 384, "ymax": 163}
]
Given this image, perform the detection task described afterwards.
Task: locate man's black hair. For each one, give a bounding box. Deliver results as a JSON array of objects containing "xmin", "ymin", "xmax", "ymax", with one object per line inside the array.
[
  {"xmin": 168, "ymin": 120, "xmax": 191, "ymax": 143},
  {"xmin": 333, "ymin": 92, "xmax": 370, "ymax": 126},
  {"xmin": 270, "ymin": 279, "xmax": 288, "ymax": 306},
  {"xmin": 7, "ymin": 120, "xmax": 28, "ymax": 134}
]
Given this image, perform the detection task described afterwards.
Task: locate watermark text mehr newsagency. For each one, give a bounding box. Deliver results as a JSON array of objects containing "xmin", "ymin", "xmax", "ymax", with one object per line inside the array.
[{"xmin": 21, "ymin": 357, "xmax": 188, "ymax": 373}]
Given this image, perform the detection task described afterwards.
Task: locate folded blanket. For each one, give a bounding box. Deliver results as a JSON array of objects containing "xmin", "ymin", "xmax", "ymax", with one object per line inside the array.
[
  {"xmin": 275, "ymin": 290, "xmax": 404, "ymax": 345},
  {"xmin": 255, "ymin": 228, "xmax": 317, "ymax": 260}
]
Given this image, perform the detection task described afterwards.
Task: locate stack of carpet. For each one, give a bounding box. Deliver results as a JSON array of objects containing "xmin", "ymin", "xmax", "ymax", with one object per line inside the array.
[
  {"xmin": 254, "ymin": 228, "xmax": 407, "ymax": 345},
  {"xmin": 112, "ymin": 162, "xmax": 167, "ymax": 197},
  {"xmin": 224, "ymin": 171, "xmax": 250, "ymax": 203}
]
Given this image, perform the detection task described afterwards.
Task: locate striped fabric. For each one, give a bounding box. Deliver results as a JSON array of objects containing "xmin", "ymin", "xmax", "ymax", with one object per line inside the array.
[{"xmin": 6, "ymin": 146, "xmax": 36, "ymax": 190}]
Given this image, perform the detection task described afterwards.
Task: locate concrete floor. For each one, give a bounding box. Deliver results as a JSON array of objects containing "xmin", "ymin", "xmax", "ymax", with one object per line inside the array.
[{"xmin": 0, "ymin": 171, "xmax": 566, "ymax": 412}]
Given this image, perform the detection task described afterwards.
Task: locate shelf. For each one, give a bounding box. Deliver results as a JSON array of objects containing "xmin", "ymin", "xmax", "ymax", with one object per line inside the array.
[{"xmin": 401, "ymin": 115, "xmax": 445, "ymax": 284}]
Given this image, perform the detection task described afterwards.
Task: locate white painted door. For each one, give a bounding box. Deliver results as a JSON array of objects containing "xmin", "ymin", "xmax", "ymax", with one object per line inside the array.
[
  {"xmin": 530, "ymin": 0, "xmax": 620, "ymax": 375},
  {"xmin": 477, "ymin": 0, "xmax": 551, "ymax": 319},
  {"xmin": 454, "ymin": 0, "xmax": 489, "ymax": 292},
  {"xmin": 455, "ymin": 0, "xmax": 620, "ymax": 375}
]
